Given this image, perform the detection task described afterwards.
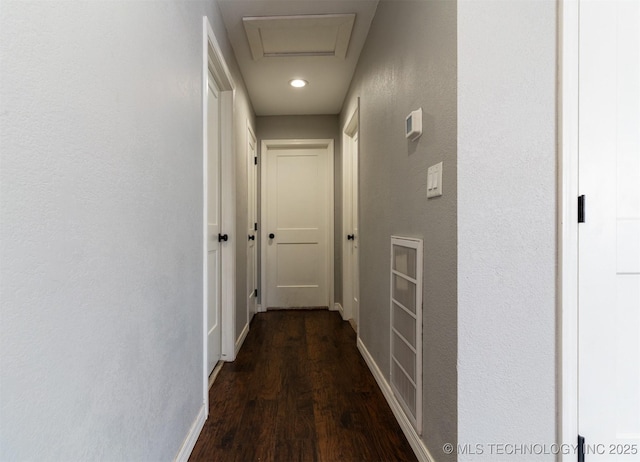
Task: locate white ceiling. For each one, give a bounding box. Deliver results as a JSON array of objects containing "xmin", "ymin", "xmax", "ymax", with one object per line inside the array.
[{"xmin": 218, "ymin": 0, "xmax": 379, "ymax": 116}]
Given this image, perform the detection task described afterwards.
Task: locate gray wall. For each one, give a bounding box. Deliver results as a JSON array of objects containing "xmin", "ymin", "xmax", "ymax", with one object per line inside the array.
[
  {"xmin": 0, "ymin": 1, "xmax": 253, "ymax": 459},
  {"xmin": 457, "ymin": 1, "xmax": 558, "ymax": 460},
  {"xmin": 340, "ymin": 1, "xmax": 458, "ymax": 458},
  {"xmin": 256, "ymin": 115, "xmax": 343, "ymax": 306}
]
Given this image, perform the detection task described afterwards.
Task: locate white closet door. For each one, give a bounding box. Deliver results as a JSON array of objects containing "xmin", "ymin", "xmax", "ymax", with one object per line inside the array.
[{"xmin": 578, "ymin": 1, "xmax": 640, "ymax": 458}]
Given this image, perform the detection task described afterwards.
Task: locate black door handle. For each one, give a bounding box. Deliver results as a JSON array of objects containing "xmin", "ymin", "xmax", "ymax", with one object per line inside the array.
[
  {"xmin": 218, "ymin": 233, "xmax": 228, "ymax": 242},
  {"xmin": 347, "ymin": 234, "xmax": 355, "ymax": 240},
  {"xmin": 248, "ymin": 234, "xmax": 255, "ymax": 241},
  {"xmin": 268, "ymin": 233, "xmax": 275, "ymax": 239}
]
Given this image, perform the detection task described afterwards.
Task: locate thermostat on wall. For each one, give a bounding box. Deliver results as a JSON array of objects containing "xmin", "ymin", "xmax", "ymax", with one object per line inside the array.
[{"xmin": 405, "ymin": 108, "xmax": 423, "ymax": 141}]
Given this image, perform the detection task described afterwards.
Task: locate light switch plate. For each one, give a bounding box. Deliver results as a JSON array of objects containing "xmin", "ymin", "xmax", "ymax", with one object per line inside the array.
[{"xmin": 427, "ymin": 162, "xmax": 443, "ymax": 198}]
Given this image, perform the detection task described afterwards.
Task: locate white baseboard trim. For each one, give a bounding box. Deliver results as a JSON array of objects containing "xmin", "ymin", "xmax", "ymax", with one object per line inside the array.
[
  {"xmin": 174, "ymin": 404, "xmax": 206, "ymax": 462},
  {"xmin": 357, "ymin": 338, "xmax": 434, "ymax": 462},
  {"xmin": 235, "ymin": 321, "xmax": 250, "ymax": 357},
  {"xmin": 333, "ymin": 302, "xmax": 344, "ymax": 318},
  {"xmin": 208, "ymin": 361, "xmax": 224, "ymax": 390}
]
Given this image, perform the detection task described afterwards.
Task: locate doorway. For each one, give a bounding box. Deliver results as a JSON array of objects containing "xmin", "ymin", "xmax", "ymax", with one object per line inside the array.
[
  {"xmin": 260, "ymin": 139, "xmax": 334, "ymax": 309},
  {"xmin": 202, "ymin": 17, "xmax": 237, "ymax": 401},
  {"xmin": 561, "ymin": 2, "xmax": 640, "ymax": 459},
  {"xmin": 205, "ymin": 69, "xmax": 222, "ymax": 375},
  {"xmin": 342, "ymin": 106, "xmax": 360, "ymax": 329},
  {"xmin": 247, "ymin": 124, "xmax": 258, "ymax": 320}
]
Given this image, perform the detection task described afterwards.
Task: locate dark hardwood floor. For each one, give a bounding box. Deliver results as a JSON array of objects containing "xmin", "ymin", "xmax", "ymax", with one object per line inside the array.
[{"xmin": 189, "ymin": 309, "xmax": 418, "ymax": 462}]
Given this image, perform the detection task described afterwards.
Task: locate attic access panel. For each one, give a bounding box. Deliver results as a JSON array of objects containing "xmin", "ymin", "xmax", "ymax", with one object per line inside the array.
[{"xmin": 243, "ymin": 14, "xmax": 356, "ymax": 60}]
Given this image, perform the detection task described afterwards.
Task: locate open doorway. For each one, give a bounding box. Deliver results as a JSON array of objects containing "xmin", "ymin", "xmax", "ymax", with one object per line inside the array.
[
  {"xmin": 202, "ymin": 17, "xmax": 236, "ymax": 400},
  {"xmin": 342, "ymin": 105, "xmax": 360, "ymax": 330}
]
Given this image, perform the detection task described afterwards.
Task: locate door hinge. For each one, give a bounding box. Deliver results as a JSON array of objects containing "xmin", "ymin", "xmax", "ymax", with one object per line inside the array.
[
  {"xmin": 254, "ymin": 289, "xmax": 258, "ymax": 297},
  {"xmin": 578, "ymin": 195, "xmax": 586, "ymax": 223},
  {"xmin": 254, "ymin": 222, "xmax": 258, "ymax": 231},
  {"xmin": 254, "ymin": 156, "xmax": 258, "ymax": 165},
  {"xmin": 578, "ymin": 435, "xmax": 585, "ymax": 462}
]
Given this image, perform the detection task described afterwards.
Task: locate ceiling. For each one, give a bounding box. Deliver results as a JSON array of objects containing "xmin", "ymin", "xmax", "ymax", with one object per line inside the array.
[{"xmin": 218, "ymin": 0, "xmax": 379, "ymax": 116}]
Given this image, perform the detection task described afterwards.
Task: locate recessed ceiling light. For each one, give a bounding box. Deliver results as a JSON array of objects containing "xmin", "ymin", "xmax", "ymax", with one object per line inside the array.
[{"xmin": 289, "ymin": 79, "xmax": 308, "ymax": 88}]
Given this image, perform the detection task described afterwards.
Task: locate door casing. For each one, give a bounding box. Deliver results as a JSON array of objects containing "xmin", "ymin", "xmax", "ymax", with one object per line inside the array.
[
  {"xmin": 259, "ymin": 139, "xmax": 335, "ymax": 311},
  {"xmin": 342, "ymin": 105, "xmax": 360, "ymax": 326},
  {"xmin": 202, "ymin": 17, "xmax": 236, "ymax": 412},
  {"xmin": 247, "ymin": 122, "xmax": 258, "ymax": 319}
]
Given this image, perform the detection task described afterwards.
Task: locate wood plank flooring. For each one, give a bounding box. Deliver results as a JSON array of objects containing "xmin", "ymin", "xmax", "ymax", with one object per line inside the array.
[{"xmin": 189, "ymin": 309, "xmax": 417, "ymax": 462}]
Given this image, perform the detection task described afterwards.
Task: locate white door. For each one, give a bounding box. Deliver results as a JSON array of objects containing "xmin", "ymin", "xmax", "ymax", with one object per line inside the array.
[
  {"xmin": 263, "ymin": 140, "xmax": 333, "ymax": 308},
  {"xmin": 348, "ymin": 132, "xmax": 360, "ymax": 327},
  {"xmin": 207, "ymin": 70, "xmax": 222, "ymax": 374},
  {"xmin": 247, "ymin": 127, "xmax": 258, "ymax": 319},
  {"xmin": 578, "ymin": 1, "xmax": 640, "ymax": 459}
]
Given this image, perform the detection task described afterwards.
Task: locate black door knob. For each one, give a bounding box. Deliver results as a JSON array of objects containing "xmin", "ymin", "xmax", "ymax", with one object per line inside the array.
[
  {"xmin": 268, "ymin": 233, "xmax": 275, "ymax": 239},
  {"xmin": 218, "ymin": 233, "xmax": 228, "ymax": 242},
  {"xmin": 248, "ymin": 234, "xmax": 255, "ymax": 241},
  {"xmin": 347, "ymin": 234, "xmax": 355, "ymax": 240}
]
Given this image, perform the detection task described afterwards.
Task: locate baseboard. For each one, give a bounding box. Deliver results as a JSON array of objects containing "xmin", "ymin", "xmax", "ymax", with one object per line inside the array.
[
  {"xmin": 333, "ymin": 302, "xmax": 344, "ymax": 318},
  {"xmin": 357, "ymin": 338, "xmax": 434, "ymax": 462},
  {"xmin": 208, "ymin": 361, "xmax": 224, "ymax": 390},
  {"xmin": 235, "ymin": 321, "xmax": 250, "ymax": 357},
  {"xmin": 174, "ymin": 404, "xmax": 206, "ymax": 462}
]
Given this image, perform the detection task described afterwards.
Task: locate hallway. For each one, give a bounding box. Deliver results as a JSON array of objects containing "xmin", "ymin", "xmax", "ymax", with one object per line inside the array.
[{"xmin": 189, "ymin": 310, "xmax": 417, "ymax": 462}]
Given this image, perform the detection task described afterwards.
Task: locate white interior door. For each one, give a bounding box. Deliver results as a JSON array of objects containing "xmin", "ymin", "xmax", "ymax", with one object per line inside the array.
[
  {"xmin": 207, "ymin": 70, "xmax": 222, "ymax": 374},
  {"xmin": 263, "ymin": 140, "xmax": 333, "ymax": 308},
  {"xmin": 343, "ymin": 109, "xmax": 360, "ymax": 326},
  {"xmin": 349, "ymin": 133, "xmax": 360, "ymax": 327},
  {"xmin": 247, "ymin": 127, "xmax": 258, "ymax": 319},
  {"xmin": 578, "ymin": 1, "xmax": 640, "ymax": 459}
]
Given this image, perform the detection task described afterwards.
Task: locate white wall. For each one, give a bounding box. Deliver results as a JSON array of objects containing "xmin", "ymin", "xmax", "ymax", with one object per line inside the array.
[
  {"xmin": 457, "ymin": 1, "xmax": 557, "ymax": 460},
  {"xmin": 0, "ymin": 1, "xmax": 250, "ymax": 459}
]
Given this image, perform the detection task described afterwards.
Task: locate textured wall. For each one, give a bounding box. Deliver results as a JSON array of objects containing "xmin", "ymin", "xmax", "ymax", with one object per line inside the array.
[
  {"xmin": 0, "ymin": 1, "xmax": 250, "ymax": 459},
  {"xmin": 340, "ymin": 1, "xmax": 458, "ymax": 458},
  {"xmin": 457, "ymin": 1, "xmax": 557, "ymax": 460},
  {"xmin": 255, "ymin": 115, "xmax": 342, "ymax": 305}
]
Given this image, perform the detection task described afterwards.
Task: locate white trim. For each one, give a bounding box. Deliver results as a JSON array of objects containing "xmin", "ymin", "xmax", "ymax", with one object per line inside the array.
[
  {"xmin": 342, "ymin": 105, "xmax": 359, "ymax": 322},
  {"xmin": 208, "ymin": 361, "xmax": 224, "ymax": 390},
  {"xmin": 559, "ymin": 1, "xmax": 579, "ymax": 459},
  {"xmin": 357, "ymin": 338, "xmax": 433, "ymax": 462},
  {"xmin": 220, "ymin": 88, "xmax": 236, "ymax": 362},
  {"xmin": 235, "ymin": 321, "xmax": 250, "ymax": 356},
  {"xmin": 201, "ymin": 18, "xmax": 209, "ymax": 417},
  {"xmin": 333, "ymin": 302, "xmax": 344, "ymax": 318},
  {"xmin": 246, "ymin": 121, "xmax": 258, "ymax": 323},
  {"xmin": 260, "ymin": 139, "xmax": 335, "ymax": 310},
  {"xmin": 173, "ymin": 404, "xmax": 206, "ymax": 462}
]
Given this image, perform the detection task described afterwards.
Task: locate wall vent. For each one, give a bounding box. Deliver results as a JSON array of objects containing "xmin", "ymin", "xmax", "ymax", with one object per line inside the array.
[{"xmin": 390, "ymin": 236, "xmax": 423, "ymax": 435}]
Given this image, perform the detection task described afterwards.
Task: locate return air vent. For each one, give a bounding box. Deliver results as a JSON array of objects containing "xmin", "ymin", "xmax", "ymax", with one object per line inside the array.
[
  {"xmin": 242, "ymin": 14, "xmax": 356, "ymax": 60},
  {"xmin": 390, "ymin": 236, "xmax": 423, "ymax": 435}
]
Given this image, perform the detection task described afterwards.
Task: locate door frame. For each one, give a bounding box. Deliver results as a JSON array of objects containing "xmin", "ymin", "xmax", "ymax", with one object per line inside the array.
[
  {"xmin": 260, "ymin": 138, "xmax": 335, "ymax": 311},
  {"xmin": 559, "ymin": 2, "xmax": 580, "ymax": 459},
  {"xmin": 342, "ymin": 104, "xmax": 359, "ymax": 324},
  {"xmin": 202, "ymin": 17, "xmax": 236, "ymax": 410},
  {"xmin": 246, "ymin": 121, "xmax": 258, "ymax": 319}
]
